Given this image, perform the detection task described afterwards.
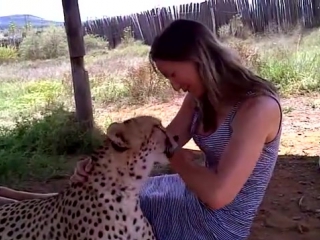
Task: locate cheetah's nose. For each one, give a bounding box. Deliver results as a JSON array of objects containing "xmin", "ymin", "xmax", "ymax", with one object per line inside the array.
[{"xmin": 165, "ymin": 135, "xmax": 179, "ymax": 158}]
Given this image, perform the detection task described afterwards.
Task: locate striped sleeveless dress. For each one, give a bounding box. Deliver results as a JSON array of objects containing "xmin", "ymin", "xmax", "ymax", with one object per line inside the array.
[{"xmin": 139, "ymin": 95, "xmax": 282, "ymax": 240}]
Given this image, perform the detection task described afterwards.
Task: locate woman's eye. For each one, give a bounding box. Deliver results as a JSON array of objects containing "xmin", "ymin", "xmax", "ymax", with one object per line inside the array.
[{"xmin": 162, "ymin": 73, "xmax": 169, "ymax": 78}]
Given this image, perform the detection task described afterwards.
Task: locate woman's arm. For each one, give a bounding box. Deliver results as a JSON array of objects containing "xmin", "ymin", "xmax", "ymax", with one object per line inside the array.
[
  {"xmin": 166, "ymin": 93, "xmax": 196, "ymax": 148},
  {"xmin": 170, "ymin": 96, "xmax": 281, "ymax": 209}
]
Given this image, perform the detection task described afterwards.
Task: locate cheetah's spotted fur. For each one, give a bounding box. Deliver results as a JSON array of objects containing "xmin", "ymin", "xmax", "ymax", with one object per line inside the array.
[{"xmin": 0, "ymin": 115, "xmax": 178, "ymax": 240}]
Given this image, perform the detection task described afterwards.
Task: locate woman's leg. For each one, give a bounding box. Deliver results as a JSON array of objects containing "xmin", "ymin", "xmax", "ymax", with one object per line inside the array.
[
  {"xmin": 0, "ymin": 196, "xmax": 17, "ymax": 206},
  {"xmin": 0, "ymin": 186, "xmax": 57, "ymax": 201},
  {"xmin": 139, "ymin": 174, "xmax": 190, "ymax": 239}
]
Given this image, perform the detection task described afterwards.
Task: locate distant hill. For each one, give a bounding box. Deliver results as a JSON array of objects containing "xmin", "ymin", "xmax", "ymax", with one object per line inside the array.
[{"xmin": 0, "ymin": 14, "xmax": 63, "ymax": 29}]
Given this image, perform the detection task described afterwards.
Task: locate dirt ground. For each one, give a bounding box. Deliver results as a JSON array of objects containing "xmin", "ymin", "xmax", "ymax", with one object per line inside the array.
[
  {"xmin": 249, "ymin": 157, "xmax": 320, "ymax": 240},
  {"xmin": 17, "ymin": 95, "xmax": 320, "ymax": 239}
]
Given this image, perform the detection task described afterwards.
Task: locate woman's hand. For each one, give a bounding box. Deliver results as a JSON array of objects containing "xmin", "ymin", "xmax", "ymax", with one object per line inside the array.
[
  {"xmin": 70, "ymin": 157, "xmax": 93, "ymax": 183},
  {"xmin": 169, "ymin": 148, "xmax": 194, "ymax": 167}
]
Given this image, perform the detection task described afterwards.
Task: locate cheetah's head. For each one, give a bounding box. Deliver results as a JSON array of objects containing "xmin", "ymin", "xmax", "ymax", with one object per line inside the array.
[{"xmin": 105, "ymin": 115, "xmax": 178, "ymax": 178}]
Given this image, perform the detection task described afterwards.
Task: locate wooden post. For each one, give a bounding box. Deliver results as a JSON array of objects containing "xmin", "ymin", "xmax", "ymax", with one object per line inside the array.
[
  {"xmin": 209, "ymin": 0, "xmax": 217, "ymax": 36},
  {"xmin": 61, "ymin": 0, "xmax": 93, "ymax": 129}
]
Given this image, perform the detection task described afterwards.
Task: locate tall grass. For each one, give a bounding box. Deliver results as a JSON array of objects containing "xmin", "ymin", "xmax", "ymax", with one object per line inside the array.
[{"xmin": 226, "ymin": 29, "xmax": 320, "ymax": 95}]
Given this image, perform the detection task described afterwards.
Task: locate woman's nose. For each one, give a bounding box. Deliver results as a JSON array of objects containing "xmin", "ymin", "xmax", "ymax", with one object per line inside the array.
[{"xmin": 170, "ymin": 81, "xmax": 181, "ymax": 92}]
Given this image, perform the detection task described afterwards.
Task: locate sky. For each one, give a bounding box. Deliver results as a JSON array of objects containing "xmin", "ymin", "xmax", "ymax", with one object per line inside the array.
[{"xmin": 0, "ymin": 0, "xmax": 204, "ymax": 21}]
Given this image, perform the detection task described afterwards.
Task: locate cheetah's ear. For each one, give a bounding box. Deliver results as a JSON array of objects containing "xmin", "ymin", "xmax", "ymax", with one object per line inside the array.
[{"xmin": 106, "ymin": 122, "xmax": 130, "ymax": 152}]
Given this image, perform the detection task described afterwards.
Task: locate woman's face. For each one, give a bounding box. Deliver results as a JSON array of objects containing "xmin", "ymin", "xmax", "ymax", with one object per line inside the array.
[{"xmin": 154, "ymin": 60, "xmax": 205, "ymax": 98}]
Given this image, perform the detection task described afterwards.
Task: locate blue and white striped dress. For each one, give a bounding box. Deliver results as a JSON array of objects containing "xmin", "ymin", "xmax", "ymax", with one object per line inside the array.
[{"xmin": 139, "ymin": 95, "xmax": 282, "ymax": 240}]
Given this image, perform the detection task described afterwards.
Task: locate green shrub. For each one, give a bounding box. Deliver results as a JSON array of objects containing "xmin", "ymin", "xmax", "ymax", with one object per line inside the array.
[
  {"xmin": 123, "ymin": 62, "xmax": 173, "ymax": 104},
  {"xmin": 226, "ymin": 32, "xmax": 320, "ymax": 94},
  {"xmin": 0, "ymin": 46, "xmax": 18, "ymax": 64},
  {"xmin": 118, "ymin": 26, "xmax": 135, "ymax": 48},
  {"xmin": 110, "ymin": 41, "xmax": 150, "ymax": 58},
  {"xmin": 1, "ymin": 104, "xmax": 103, "ymax": 156},
  {"xmin": 19, "ymin": 26, "xmax": 68, "ymax": 60},
  {"xmin": 0, "ymin": 104, "xmax": 104, "ymax": 183},
  {"xmin": 0, "ymin": 80, "xmax": 69, "ymax": 123},
  {"xmin": 84, "ymin": 34, "xmax": 109, "ymax": 52},
  {"xmin": 257, "ymin": 45, "xmax": 320, "ymax": 93},
  {"xmin": 19, "ymin": 26, "xmax": 110, "ymax": 60}
]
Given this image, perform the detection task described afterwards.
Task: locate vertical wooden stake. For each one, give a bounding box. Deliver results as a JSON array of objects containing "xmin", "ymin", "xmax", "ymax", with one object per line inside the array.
[
  {"xmin": 209, "ymin": 0, "xmax": 217, "ymax": 35},
  {"xmin": 61, "ymin": 0, "xmax": 93, "ymax": 129}
]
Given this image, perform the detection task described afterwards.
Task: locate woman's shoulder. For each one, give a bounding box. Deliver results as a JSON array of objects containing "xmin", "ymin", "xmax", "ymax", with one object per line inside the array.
[
  {"xmin": 237, "ymin": 95, "xmax": 281, "ymax": 121},
  {"xmin": 232, "ymin": 95, "xmax": 282, "ymax": 142},
  {"xmin": 245, "ymin": 93, "xmax": 280, "ymax": 109}
]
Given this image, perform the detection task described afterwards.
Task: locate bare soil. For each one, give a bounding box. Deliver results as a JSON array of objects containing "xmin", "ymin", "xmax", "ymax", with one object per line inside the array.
[{"xmin": 15, "ymin": 95, "xmax": 320, "ymax": 239}]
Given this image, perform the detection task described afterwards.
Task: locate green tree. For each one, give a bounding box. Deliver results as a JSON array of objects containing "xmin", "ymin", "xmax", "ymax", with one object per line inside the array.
[{"xmin": 8, "ymin": 21, "xmax": 16, "ymax": 37}]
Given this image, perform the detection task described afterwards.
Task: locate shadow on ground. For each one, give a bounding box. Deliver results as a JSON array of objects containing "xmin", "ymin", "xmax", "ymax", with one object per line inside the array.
[
  {"xmin": 153, "ymin": 152, "xmax": 320, "ymax": 240},
  {"xmin": 250, "ymin": 155, "xmax": 320, "ymax": 240},
  {"xmin": 6, "ymin": 150, "xmax": 320, "ymax": 240}
]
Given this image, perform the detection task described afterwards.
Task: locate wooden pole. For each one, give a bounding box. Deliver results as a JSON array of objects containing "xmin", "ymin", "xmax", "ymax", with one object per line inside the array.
[
  {"xmin": 209, "ymin": 0, "xmax": 217, "ymax": 35},
  {"xmin": 61, "ymin": 0, "xmax": 93, "ymax": 129}
]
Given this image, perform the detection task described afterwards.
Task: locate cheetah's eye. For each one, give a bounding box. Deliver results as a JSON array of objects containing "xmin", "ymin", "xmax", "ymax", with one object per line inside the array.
[{"xmin": 155, "ymin": 124, "xmax": 165, "ymax": 132}]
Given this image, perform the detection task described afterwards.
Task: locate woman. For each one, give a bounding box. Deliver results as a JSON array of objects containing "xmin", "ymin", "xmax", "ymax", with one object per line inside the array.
[{"xmin": 0, "ymin": 19, "xmax": 282, "ymax": 239}]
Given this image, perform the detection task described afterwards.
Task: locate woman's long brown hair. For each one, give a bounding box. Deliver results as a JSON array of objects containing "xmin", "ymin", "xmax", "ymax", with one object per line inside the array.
[{"xmin": 150, "ymin": 19, "xmax": 278, "ymax": 132}]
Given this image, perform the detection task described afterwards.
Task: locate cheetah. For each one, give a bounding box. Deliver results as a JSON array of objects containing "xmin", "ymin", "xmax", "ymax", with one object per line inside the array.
[{"xmin": 0, "ymin": 115, "xmax": 178, "ymax": 240}]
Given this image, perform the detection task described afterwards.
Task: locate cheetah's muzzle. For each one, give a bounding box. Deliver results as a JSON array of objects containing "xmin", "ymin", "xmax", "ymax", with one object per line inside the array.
[{"xmin": 165, "ymin": 135, "xmax": 179, "ymax": 158}]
